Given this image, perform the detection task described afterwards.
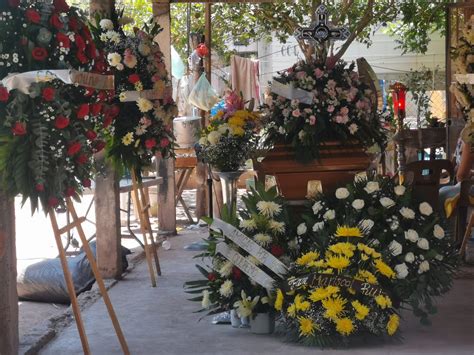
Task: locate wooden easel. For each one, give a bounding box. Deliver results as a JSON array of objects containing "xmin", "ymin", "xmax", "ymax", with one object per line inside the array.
[
  {"xmin": 130, "ymin": 170, "xmax": 161, "ymax": 287},
  {"xmin": 49, "ymin": 197, "xmax": 130, "ymax": 355}
]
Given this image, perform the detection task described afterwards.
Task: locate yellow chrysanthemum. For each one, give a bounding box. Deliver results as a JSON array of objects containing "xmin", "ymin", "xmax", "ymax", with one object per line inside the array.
[
  {"xmin": 309, "ymin": 286, "xmax": 340, "ymax": 303},
  {"xmin": 387, "ymin": 313, "xmax": 400, "ymax": 335},
  {"xmin": 134, "ymin": 81, "xmax": 143, "ymax": 91},
  {"xmin": 322, "ymin": 296, "xmax": 347, "ymax": 319},
  {"xmin": 335, "ymin": 317, "xmax": 355, "ymax": 336},
  {"xmin": 308, "ymin": 260, "xmax": 326, "ymax": 268},
  {"xmin": 294, "ymin": 294, "xmax": 311, "ymax": 312},
  {"xmin": 298, "ymin": 316, "xmax": 316, "ymax": 337},
  {"xmin": 374, "ymin": 259, "xmax": 396, "ymax": 279},
  {"xmin": 328, "ymin": 242, "xmax": 356, "ymax": 258},
  {"xmin": 361, "ymin": 253, "xmax": 369, "ymax": 261},
  {"xmin": 326, "ymin": 255, "xmax": 350, "ymax": 270},
  {"xmin": 335, "ymin": 225, "xmax": 363, "ymax": 238},
  {"xmin": 274, "ymin": 289, "xmax": 284, "ymax": 311},
  {"xmin": 351, "ymin": 300, "xmax": 370, "ymax": 320},
  {"xmin": 357, "ymin": 243, "xmax": 375, "ymax": 255},
  {"xmin": 296, "ymin": 251, "xmax": 320, "ymax": 266},
  {"xmin": 322, "ymin": 268, "xmax": 334, "ymax": 274},
  {"xmin": 231, "ymin": 126, "xmax": 245, "ymax": 136},
  {"xmin": 121, "ymin": 132, "xmax": 134, "ymax": 146},
  {"xmin": 287, "ymin": 303, "xmax": 297, "ymax": 318},
  {"xmin": 355, "ymin": 270, "xmax": 378, "ymax": 284},
  {"xmin": 375, "ymin": 295, "xmax": 392, "ymax": 309},
  {"xmin": 228, "ymin": 116, "xmax": 245, "ymax": 127},
  {"xmin": 371, "ymin": 251, "xmax": 381, "ymax": 258}
]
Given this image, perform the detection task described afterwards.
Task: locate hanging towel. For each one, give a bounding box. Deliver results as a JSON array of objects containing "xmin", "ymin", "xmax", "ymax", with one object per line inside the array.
[{"xmin": 230, "ymin": 55, "xmax": 261, "ymax": 106}]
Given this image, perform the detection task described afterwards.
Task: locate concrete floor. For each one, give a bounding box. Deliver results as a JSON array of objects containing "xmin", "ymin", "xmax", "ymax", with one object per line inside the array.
[{"xmin": 40, "ymin": 228, "xmax": 474, "ymax": 355}]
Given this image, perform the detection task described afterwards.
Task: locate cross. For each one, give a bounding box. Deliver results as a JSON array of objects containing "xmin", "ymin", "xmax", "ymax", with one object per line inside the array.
[{"xmin": 295, "ymin": 5, "xmax": 350, "ymax": 44}]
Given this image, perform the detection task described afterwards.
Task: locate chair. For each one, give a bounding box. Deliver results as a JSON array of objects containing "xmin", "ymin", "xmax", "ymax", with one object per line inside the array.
[{"xmin": 405, "ymin": 159, "xmax": 455, "ymax": 210}]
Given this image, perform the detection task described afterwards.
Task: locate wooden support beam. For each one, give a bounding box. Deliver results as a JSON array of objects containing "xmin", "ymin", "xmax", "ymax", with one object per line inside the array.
[
  {"xmin": 0, "ymin": 192, "xmax": 18, "ymax": 355},
  {"xmin": 153, "ymin": 0, "xmax": 177, "ymax": 234},
  {"xmin": 90, "ymin": 0, "xmax": 123, "ymax": 279}
]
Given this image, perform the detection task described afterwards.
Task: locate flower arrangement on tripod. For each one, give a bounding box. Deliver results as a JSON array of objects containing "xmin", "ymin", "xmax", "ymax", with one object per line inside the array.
[
  {"xmin": 184, "ymin": 185, "xmax": 296, "ymax": 320},
  {"xmin": 292, "ymin": 176, "xmax": 458, "ymax": 331},
  {"xmin": 196, "ymin": 90, "xmax": 260, "ymax": 172},
  {"xmin": 0, "ymin": 0, "xmax": 97, "ymax": 79},
  {"xmin": 90, "ymin": 14, "xmax": 177, "ymax": 175},
  {"xmin": 262, "ymin": 60, "xmax": 387, "ymax": 163},
  {"xmin": 0, "ymin": 77, "xmax": 118, "ymax": 212}
]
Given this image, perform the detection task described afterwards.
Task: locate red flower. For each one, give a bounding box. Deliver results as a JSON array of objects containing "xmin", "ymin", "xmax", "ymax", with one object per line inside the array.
[
  {"xmin": 76, "ymin": 51, "xmax": 89, "ymax": 64},
  {"xmin": 93, "ymin": 140, "xmax": 106, "ymax": 153},
  {"xmin": 94, "ymin": 61, "xmax": 106, "ymax": 73},
  {"xmin": 84, "ymin": 88, "xmax": 95, "ymax": 97},
  {"xmin": 8, "ymin": 0, "xmax": 20, "ymax": 7},
  {"xmin": 97, "ymin": 91, "xmax": 107, "ymax": 102},
  {"xmin": 232, "ymin": 267, "xmax": 242, "ymax": 280},
  {"xmin": 54, "ymin": 115, "xmax": 70, "ymax": 129},
  {"xmin": 20, "ymin": 37, "xmax": 28, "ymax": 46},
  {"xmin": 75, "ymin": 34, "xmax": 86, "ymax": 51},
  {"xmin": 160, "ymin": 137, "xmax": 170, "ymax": 148},
  {"xmin": 42, "ymin": 87, "xmax": 55, "ymax": 101},
  {"xmin": 145, "ymin": 138, "xmax": 157, "ymax": 149},
  {"xmin": 77, "ymin": 104, "xmax": 89, "ymax": 119},
  {"xmin": 270, "ymin": 245, "xmax": 284, "ymax": 258},
  {"xmin": 67, "ymin": 141, "xmax": 81, "ymax": 156},
  {"xmin": 91, "ymin": 103, "xmax": 102, "ymax": 116},
  {"xmin": 107, "ymin": 105, "xmax": 120, "ymax": 118},
  {"xmin": 0, "ymin": 87, "xmax": 9, "ymax": 102},
  {"xmin": 48, "ymin": 197, "xmax": 60, "ymax": 208},
  {"xmin": 87, "ymin": 42, "xmax": 97, "ymax": 60},
  {"xmin": 11, "ymin": 122, "xmax": 26, "ymax": 136},
  {"xmin": 207, "ymin": 273, "xmax": 217, "ymax": 282},
  {"xmin": 196, "ymin": 43, "xmax": 209, "ymax": 58},
  {"xmin": 69, "ymin": 17, "xmax": 78, "ymax": 31},
  {"xmin": 35, "ymin": 183, "xmax": 44, "ymax": 192},
  {"xmin": 53, "ymin": 0, "xmax": 70, "ymax": 12},
  {"xmin": 56, "ymin": 32, "xmax": 70, "ymax": 48},
  {"xmin": 103, "ymin": 115, "xmax": 113, "ymax": 128},
  {"xmin": 65, "ymin": 187, "xmax": 76, "ymax": 197},
  {"xmin": 82, "ymin": 178, "xmax": 92, "ymax": 188},
  {"xmin": 85, "ymin": 130, "xmax": 97, "ymax": 141},
  {"xmin": 128, "ymin": 74, "xmax": 141, "ymax": 84},
  {"xmin": 50, "ymin": 14, "xmax": 63, "ymax": 30},
  {"xmin": 76, "ymin": 154, "xmax": 88, "ymax": 165},
  {"xmin": 32, "ymin": 47, "xmax": 48, "ymax": 61},
  {"xmin": 25, "ymin": 9, "xmax": 41, "ymax": 24}
]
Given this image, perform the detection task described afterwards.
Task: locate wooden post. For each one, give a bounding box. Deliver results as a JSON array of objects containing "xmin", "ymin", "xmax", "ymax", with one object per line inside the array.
[
  {"xmin": 90, "ymin": 0, "xmax": 123, "ymax": 279},
  {"xmin": 0, "ymin": 192, "xmax": 18, "ymax": 355},
  {"xmin": 153, "ymin": 0, "xmax": 177, "ymax": 234}
]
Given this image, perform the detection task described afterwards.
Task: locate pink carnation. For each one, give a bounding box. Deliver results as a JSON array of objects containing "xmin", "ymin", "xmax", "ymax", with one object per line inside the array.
[
  {"xmin": 314, "ymin": 68, "xmax": 324, "ymax": 78},
  {"xmin": 327, "ymin": 105, "xmax": 335, "ymax": 113},
  {"xmin": 309, "ymin": 115, "xmax": 316, "ymax": 125},
  {"xmin": 292, "ymin": 109, "xmax": 301, "ymax": 117},
  {"xmin": 296, "ymin": 71, "xmax": 307, "ymax": 79},
  {"xmin": 340, "ymin": 106, "xmax": 349, "ymax": 115}
]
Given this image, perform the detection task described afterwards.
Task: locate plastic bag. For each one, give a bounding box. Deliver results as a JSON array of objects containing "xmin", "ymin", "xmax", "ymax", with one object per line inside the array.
[{"xmin": 188, "ymin": 73, "xmax": 219, "ymax": 111}]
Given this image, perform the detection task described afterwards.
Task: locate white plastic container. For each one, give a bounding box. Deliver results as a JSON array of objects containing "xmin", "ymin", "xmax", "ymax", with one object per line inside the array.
[{"xmin": 173, "ymin": 116, "xmax": 202, "ymax": 149}]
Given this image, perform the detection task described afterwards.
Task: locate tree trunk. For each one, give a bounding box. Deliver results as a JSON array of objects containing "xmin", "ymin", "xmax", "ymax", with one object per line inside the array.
[{"xmin": 0, "ymin": 192, "xmax": 18, "ymax": 355}]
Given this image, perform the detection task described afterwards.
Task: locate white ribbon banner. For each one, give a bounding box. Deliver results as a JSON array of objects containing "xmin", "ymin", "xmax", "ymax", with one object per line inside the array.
[
  {"xmin": 210, "ymin": 218, "xmax": 288, "ymax": 277},
  {"xmin": 271, "ymin": 80, "xmax": 314, "ymax": 105},
  {"xmin": 121, "ymin": 87, "xmax": 172, "ymax": 102},
  {"xmin": 216, "ymin": 243, "xmax": 275, "ymax": 290},
  {"xmin": 1, "ymin": 70, "xmax": 114, "ymax": 93}
]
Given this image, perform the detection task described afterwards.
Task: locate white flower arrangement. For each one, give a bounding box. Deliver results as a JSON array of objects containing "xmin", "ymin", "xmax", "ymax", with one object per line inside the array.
[
  {"xmin": 219, "ymin": 280, "xmax": 234, "ymax": 298},
  {"xmin": 400, "ymin": 207, "xmax": 416, "ymax": 219},
  {"xmin": 352, "ymin": 199, "xmax": 365, "ymax": 210},
  {"xmin": 256, "ymin": 200, "xmax": 282, "ymax": 218},
  {"xmin": 335, "ymin": 187, "xmax": 350, "ymax": 199},
  {"xmin": 297, "ymin": 223, "xmax": 307, "ymax": 235},
  {"xmin": 418, "ymin": 202, "xmax": 433, "ymax": 216}
]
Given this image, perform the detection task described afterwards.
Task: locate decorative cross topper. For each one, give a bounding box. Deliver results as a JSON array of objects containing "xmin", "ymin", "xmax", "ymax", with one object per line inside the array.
[{"xmin": 295, "ymin": 5, "xmax": 350, "ymax": 44}]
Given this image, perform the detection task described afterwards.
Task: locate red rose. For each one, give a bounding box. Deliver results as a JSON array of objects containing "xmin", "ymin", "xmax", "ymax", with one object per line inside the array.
[
  {"xmin": 128, "ymin": 74, "xmax": 141, "ymax": 84},
  {"xmin": 77, "ymin": 104, "xmax": 89, "ymax": 119},
  {"xmin": 93, "ymin": 140, "xmax": 106, "ymax": 153},
  {"xmin": 35, "ymin": 183, "xmax": 44, "ymax": 192},
  {"xmin": 232, "ymin": 267, "xmax": 242, "ymax": 280},
  {"xmin": 50, "ymin": 14, "xmax": 63, "ymax": 30},
  {"xmin": 56, "ymin": 32, "xmax": 70, "ymax": 48},
  {"xmin": 76, "ymin": 51, "xmax": 89, "ymax": 64},
  {"xmin": 74, "ymin": 34, "xmax": 86, "ymax": 51},
  {"xmin": 97, "ymin": 91, "xmax": 107, "ymax": 102},
  {"xmin": 48, "ymin": 197, "xmax": 60, "ymax": 208},
  {"xmin": 53, "ymin": 0, "xmax": 70, "ymax": 12},
  {"xmin": 67, "ymin": 141, "xmax": 81, "ymax": 156},
  {"xmin": 32, "ymin": 47, "xmax": 48, "ymax": 61},
  {"xmin": 160, "ymin": 138, "xmax": 170, "ymax": 148},
  {"xmin": 69, "ymin": 17, "xmax": 78, "ymax": 31},
  {"xmin": 54, "ymin": 115, "xmax": 70, "ymax": 129},
  {"xmin": 91, "ymin": 103, "xmax": 102, "ymax": 116},
  {"xmin": 42, "ymin": 87, "xmax": 55, "ymax": 101},
  {"xmin": 84, "ymin": 88, "xmax": 94, "ymax": 97},
  {"xmin": 87, "ymin": 42, "xmax": 97, "ymax": 60},
  {"xmin": 11, "ymin": 122, "xmax": 26, "ymax": 136},
  {"xmin": 207, "ymin": 273, "xmax": 217, "ymax": 282},
  {"xmin": 108, "ymin": 105, "xmax": 120, "ymax": 118},
  {"xmin": 103, "ymin": 115, "xmax": 113, "ymax": 128},
  {"xmin": 270, "ymin": 245, "xmax": 284, "ymax": 258},
  {"xmin": 85, "ymin": 130, "xmax": 97, "ymax": 140},
  {"xmin": 25, "ymin": 9, "xmax": 41, "ymax": 24},
  {"xmin": 0, "ymin": 87, "xmax": 9, "ymax": 102},
  {"xmin": 82, "ymin": 178, "xmax": 92, "ymax": 188},
  {"xmin": 94, "ymin": 61, "xmax": 106, "ymax": 73},
  {"xmin": 145, "ymin": 138, "xmax": 156, "ymax": 149},
  {"xmin": 65, "ymin": 187, "xmax": 76, "ymax": 197},
  {"xmin": 76, "ymin": 154, "xmax": 88, "ymax": 165},
  {"xmin": 8, "ymin": 0, "xmax": 20, "ymax": 7}
]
